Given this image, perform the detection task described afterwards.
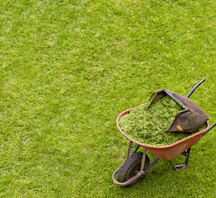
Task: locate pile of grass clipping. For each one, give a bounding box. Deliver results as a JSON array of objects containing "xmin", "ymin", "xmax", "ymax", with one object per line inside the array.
[{"xmin": 119, "ymin": 95, "xmax": 206, "ymax": 146}]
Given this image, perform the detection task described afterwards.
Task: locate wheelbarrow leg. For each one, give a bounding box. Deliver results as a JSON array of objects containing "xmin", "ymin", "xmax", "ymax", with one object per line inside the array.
[
  {"xmin": 169, "ymin": 148, "xmax": 191, "ymax": 171},
  {"xmin": 184, "ymin": 147, "xmax": 191, "ymax": 166}
]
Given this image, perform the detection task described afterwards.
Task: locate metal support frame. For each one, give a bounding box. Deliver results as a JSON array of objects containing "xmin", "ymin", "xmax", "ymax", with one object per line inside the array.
[{"xmin": 169, "ymin": 148, "xmax": 191, "ymax": 171}]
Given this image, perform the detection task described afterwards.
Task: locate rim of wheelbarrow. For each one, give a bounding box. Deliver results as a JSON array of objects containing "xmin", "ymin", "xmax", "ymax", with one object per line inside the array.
[{"xmin": 116, "ymin": 107, "xmax": 210, "ymax": 149}]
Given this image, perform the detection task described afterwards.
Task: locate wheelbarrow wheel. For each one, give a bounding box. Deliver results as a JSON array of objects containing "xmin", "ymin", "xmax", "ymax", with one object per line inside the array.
[{"xmin": 117, "ymin": 152, "xmax": 150, "ymax": 184}]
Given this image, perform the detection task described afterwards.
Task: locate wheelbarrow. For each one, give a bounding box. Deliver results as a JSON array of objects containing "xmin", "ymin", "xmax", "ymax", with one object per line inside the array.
[{"xmin": 112, "ymin": 78, "xmax": 216, "ymax": 187}]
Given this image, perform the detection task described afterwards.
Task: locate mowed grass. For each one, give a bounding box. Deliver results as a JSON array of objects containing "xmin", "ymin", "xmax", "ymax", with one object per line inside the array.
[{"xmin": 1, "ymin": 0, "xmax": 216, "ymax": 197}]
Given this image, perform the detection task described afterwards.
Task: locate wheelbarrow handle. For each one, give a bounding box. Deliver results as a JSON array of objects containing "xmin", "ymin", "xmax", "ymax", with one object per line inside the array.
[
  {"xmin": 186, "ymin": 78, "xmax": 205, "ymax": 98},
  {"xmin": 202, "ymin": 122, "xmax": 216, "ymax": 136}
]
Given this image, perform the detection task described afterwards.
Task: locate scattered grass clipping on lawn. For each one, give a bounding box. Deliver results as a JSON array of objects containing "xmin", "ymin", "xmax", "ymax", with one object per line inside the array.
[{"xmin": 119, "ymin": 95, "xmax": 206, "ymax": 146}]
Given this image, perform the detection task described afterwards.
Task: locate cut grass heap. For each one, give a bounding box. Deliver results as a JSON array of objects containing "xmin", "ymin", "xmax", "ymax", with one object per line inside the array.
[{"xmin": 119, "ymin": 95, "xmax": 206, "ymax": 146}]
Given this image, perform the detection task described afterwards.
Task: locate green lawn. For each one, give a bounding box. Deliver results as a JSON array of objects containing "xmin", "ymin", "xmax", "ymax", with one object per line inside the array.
[{"xmin": 1, "ymin": 0, "xmax": 216, "ymax": 197}]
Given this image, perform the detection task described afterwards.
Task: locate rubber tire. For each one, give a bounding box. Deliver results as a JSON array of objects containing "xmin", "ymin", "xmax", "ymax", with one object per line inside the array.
[{"xmin": 117, "ymin": 152, "xmax": 150, "ymax": 185}]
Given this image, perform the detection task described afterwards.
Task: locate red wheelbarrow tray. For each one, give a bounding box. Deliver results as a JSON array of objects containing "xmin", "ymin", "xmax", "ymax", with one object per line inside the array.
[{"xmin": 116, "ymin": 107, "xmax": 210, "ymax": 161}]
